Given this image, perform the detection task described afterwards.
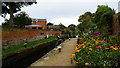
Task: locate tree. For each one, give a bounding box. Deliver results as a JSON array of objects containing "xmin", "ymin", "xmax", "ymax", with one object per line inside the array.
[
  {"xmin": 59, "ymin": 23, "xmax": 66, "ymax": 29},
  {"xmin": 94, "ymin": 5, "xmax": 115, "ymax": 33},
  {"xmin": 77, "ymin": 23, "xmax": 84, "ymax": 32},
  {"xmin": 47, "ymin": 22, "xmax": 53, "ymax": 26},
  {"xmin": 2, "ymin": 19, "xmax": 9, "ymax": 26},
  {"xmin": 68, "ymin": 24, "xmax": 76, "ymax": 31},
  {"xmin": 13, "ymin": 11, "xmax": 32, "ymax": 28},
  {"xmin": 78, "ymin": 12, "xmax": 93, "ymax": 23},
  {"xmin": 2, "ymin": 2, "xmax": 37, "ymax": 27},
  {"xmin": 58, "ymin": 23, "xmax": 66, "ymax": 32},
  {"xmin": 58, "ymin": 23, "xmax": 67, "ymax": 35},
  {"xmin": 68, "ymin": 24, "xmax": 76, "ymax": 36},
  {"xmin": 63, "ymin": 28, "xmax": 71, "ymax": 37},
  {"xmin": 78, "ymin": 12, "xmax": 95, "ymax": 33}
]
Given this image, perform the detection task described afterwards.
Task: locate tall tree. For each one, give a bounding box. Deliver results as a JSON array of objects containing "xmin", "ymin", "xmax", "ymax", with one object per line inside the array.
[
  {"xmin": 2, "ymin": 2, "xmax": 37, "ymax": 27},
  {"xmin": 94, "ymin": 5, "xmax": 115, "ymax": 33},
  {"xmin": 14, "ymin": 11, "xmax": 32, "ymax": 28},
  {"xmin": 78, "ymin": 12, "xmax": 95, "ymax": 33}
]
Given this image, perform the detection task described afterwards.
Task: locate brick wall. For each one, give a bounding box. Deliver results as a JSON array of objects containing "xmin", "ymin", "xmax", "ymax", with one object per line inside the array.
[
  {"xmin": 2, "ymin": 28, "xmax": 62, "ymax": 49},
  {"xmin": 45, "ymin": 31, "xmax": 62, "ymax": 36}
]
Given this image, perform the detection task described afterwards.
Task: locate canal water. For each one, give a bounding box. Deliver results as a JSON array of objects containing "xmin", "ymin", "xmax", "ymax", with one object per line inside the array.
[{"xmin": 2, "ymin": 39, "xmax": 65, "ymax": 68}]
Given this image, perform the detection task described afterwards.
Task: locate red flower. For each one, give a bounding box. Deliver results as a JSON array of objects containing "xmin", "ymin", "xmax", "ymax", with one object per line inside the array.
[{"xmin": 96, "ymin": 46, "xmax": 102, "ymax": 49}]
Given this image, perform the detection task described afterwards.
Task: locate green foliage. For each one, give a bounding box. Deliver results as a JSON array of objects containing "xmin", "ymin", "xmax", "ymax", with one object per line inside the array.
[
  {"xmin": 77, "ymin": 12, "xmax": 95, "ymax": 33},
  {"xmin": 77, "ymin": 5, "xmax": 116, "ymax": 35},
  {"xmin": 59, "ymin": 23, "xmax": 66, "ymax": 29},
  {"xmin": 68, "ymin": 24, "xmax": 77, "ymax": 36},
  {"xmin": 2, "ymin": 19, "xmax": 9, "ymax": 26},
  {"xmin": 2, "ymin": 2, "xmax": 37, "ymax": 17},
  {"xmin": 59, "ymin": 23, "xmax": 77, "ymax": 37},
  {"xmin": 13, "ymin": 11, "xmax": 32, "ymax": 28},
  {"xmin": 63, "ymin": 28, "xmax": 71, "ymax": 36},
  {"xmin": 58, "ymin": 23, "xmax": 67, "ymax": 34},
  {"xmin": 68, "ymin": 24, "xmax": 76, "ymax": 31},
  {"xmin": 2, "ymin": 2, "xmax": 37, "ymax": 27},
  {"xmin": 94, "ymin": 5, "xmax": 115, "ymax": 33}
]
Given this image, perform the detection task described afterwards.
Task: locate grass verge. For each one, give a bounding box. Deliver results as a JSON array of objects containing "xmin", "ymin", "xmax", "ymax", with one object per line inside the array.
[{"xmin": 2, "ymin": 36, "xmax": 57, "ymax": 56}]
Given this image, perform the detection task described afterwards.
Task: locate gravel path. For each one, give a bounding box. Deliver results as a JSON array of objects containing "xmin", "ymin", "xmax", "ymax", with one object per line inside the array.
[{"xmin": 30, "ymin": 38, "xmax": 77, "ymax": 67}]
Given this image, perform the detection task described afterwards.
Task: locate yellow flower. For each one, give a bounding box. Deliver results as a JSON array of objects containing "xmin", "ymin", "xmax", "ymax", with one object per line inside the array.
[
  {"xmin": 113, "ymin": 47, "xmax": 118, "ymax": 50},
  {"xmin": 105, "ymin": 48, "xmax": 109, "ymax": 49},
  {"xmin": 79, "ymin": 38, "xmax": 82, "ymax": 39},
  {"xmin": 75, "ymin": 50, "xmax": 80, "ymax": 52},
  {"xmin": 76, "ymin": 62, "xmax": 79, "ymax": 63},
  {"xmin": 85, "ymin": 63, "xmax": 90, "ymax": 65},
  {"xmin": 72, "ymin": 54, "xmax": 75, "ymax": 57},
  {"xmin": 82, "ymin": 44, "xmax": 84, "ymax": 45},
  {"xmin": 86, "ymin": 42, "xmax": 90, "ymax": 45},
  {"xmin": 83, "ymin": 46, "xmax": 86, "ymax": 48},
  {"xmin": 110, "ymin": 46, "xmax": 114, "ymax": 48},
  {"xmin": 89, "ymin": 48, "xmax": 92, "ymax": 50},
  {"xmin": 91, "ymin": 39, "xmax": 95, "ymax": 41},
  {"xmin": 97, "ymin": 40, "xmax": 101, "ymax": 43},
  {"xmin": 83, "ymin": 42, "xmax": 87, "ymax": 44},
  {"xmin": 101, "ymin": 41, "xmax": 105, "ymax": 43},
  {"xmin": 87, "ymin": 42, "xmax": 90, "ymax": 44},
  {"xmin": 96, "ymin": 41, "xmax": 98, "ymax": 44},
  {"xmin": 75, "ymin": 47, "xmax": 78, "ymax": 50},
  {"xmin": 78, "ymin": 57, "xmax": 82, "ymax": 59},
  {"xmin": 78, "ymin": 44, "xmax": 83, "ymax": 47}
]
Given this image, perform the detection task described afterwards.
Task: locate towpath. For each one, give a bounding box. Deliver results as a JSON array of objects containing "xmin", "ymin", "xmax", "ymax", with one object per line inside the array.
[{"xmin": 29, "ymin": 38, "xmax": 77, "ymax": 67}]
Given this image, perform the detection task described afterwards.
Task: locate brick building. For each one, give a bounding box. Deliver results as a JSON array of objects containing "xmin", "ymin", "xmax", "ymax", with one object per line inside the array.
[
  {"xmin": 32, "ymin": 19, "xmax": 47, "ymax": 29},
  {"xmin": 25, "ymin": 18, "xmax": 62, "ymax": 36}
]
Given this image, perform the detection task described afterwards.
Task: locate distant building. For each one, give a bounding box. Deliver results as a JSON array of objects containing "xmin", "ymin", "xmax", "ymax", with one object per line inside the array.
[
  {"xmin": 118, "ymin": 1, "xmax": 120, "ymax": 12},
  {"xmin": 47, "ymin": 25, "xmax": 60, "ymax": 29},
  {"xmin": 25, "ymin": 19, "xmax": 61, "ymax": 35},
  {"xmin": 32, "ymin": 19, "xmax": 47, "ymax": 29}
]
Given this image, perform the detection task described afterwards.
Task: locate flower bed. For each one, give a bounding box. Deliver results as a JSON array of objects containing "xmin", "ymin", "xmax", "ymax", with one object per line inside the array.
[{"xmin": 70, "ymin": 33, "xmax": 120, "ymax": 66}]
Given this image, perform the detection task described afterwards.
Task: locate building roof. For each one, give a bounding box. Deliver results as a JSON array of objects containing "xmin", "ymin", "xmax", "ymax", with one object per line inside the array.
[
  {"xmin": 32, "ymin": 19, "xmax": 47, "ymax": 22},
  {"xmin": 48, "ymin": 25, "xmax": 60, "ymax": 29},
  {"xmin": 25, "ymin": 25, "xmax": 42, "ymax": 27}
]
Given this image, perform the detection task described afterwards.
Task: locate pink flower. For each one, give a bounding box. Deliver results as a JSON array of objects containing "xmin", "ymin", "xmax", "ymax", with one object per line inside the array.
[{"xmin": 96, "ymin": 46, "xmax": 102, "ymax": 49}]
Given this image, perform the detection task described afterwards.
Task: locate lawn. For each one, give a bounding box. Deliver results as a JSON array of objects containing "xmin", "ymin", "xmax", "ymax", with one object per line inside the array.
[{"xmin": 2, "ymin": 36, "xmax": 57, "ymax": 56}]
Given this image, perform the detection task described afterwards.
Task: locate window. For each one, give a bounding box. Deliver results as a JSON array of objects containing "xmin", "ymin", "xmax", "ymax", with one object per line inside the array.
[{"xmin": 32, "ymin": 19, "xmax": 36, "ymax": 22}]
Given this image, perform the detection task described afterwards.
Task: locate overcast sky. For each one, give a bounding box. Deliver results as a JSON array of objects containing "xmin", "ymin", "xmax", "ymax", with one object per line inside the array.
[{"xmin": 0, "ymin": 0, "xmax": 119, "ymax": 26}]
